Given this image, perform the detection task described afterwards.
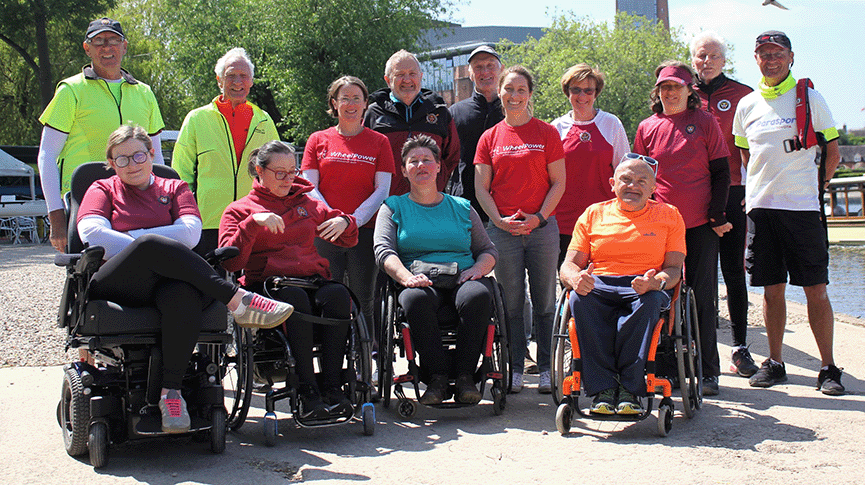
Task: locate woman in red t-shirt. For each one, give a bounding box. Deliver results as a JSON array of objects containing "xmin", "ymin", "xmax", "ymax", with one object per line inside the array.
[
  {"xmin": 78, "ymin": 125, "xmax": 292, "ymax": 434},
  {"xmin": 474, "ymin": 65, "xmax": 566, "ymax": 394},
  {"xmin": 633, "ymin": 61, "xmax": 731, "ymax": 396},
  {"xmin": 301, "ymin": 76, "xmax": 394, "ymax": 342}
]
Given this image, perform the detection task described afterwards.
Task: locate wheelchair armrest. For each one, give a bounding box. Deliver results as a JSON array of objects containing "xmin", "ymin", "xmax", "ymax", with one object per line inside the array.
[
  {"xmin": 54, "ymin": 253, "xmax": 81, "ymax": 267},
  {"xmin": 205, "ymin": 246, "xmax": 239, "ymax": 266},
  {"xmin": 54, "ymin": 246, "xmax": 105, "ymax": 273}
]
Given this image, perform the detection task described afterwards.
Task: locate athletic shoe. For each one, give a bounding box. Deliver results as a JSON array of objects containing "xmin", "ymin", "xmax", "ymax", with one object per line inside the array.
[
  {"xmin": 234, "ymin": 292, "xmax": 294, "ymax": 329},
  {"xmin": 817, "ymin": 365, "xmax": 845, "ymax": 396},
  {"xmin": 590, "ymin": 388, "xmax": 616, "ymax": 415},
  {"xmin": 298, "ymin": 385, "xmax": 329, "ymax": 420},
  {"xmin": 525, "ymin": 354, "xmax": 539, "ymax": 375},
  {"xmin": 159, "ymin": 389, "xmax": 191, "ymax": 433},
  {"xmin": 730, "ymin": 347, "xmax": 759, "ymax": 377},
  {"xmin": 538, "ymin": 370, "xmax": 552, "ymax": 394},
  {"xmin": 749, "ymin": 359, "xmax": 787, "ymax": 388},
  {"xmin": 510, "ymin": 372, "xmax": 523, "ymax": 394},
  {"xmin": 615, "ymin": 386, "xmax": 642, "ymax": 415},
  {"xmin": 455, "ymin": 374, "xmax": 482, "ymax": 404},
  {"xmin": 324, "ymin": 387, "xmax": 353, "ymax": 414},
  {"xmin": 419, "ymin": 374, "xmax": 449, "ymax": 405},
  {"xmin": 702, "ymin": 375, "xmax": 720, "ymax": 396}
]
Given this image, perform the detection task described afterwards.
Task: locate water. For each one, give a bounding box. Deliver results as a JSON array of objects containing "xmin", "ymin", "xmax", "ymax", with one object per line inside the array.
[{"xmin": 722, "ymin": 245, "xmax": 865, "ymax": 319}]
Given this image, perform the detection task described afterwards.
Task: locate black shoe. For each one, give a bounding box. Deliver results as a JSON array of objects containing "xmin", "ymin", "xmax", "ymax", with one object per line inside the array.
[
  {"xmin": 749, "ymin": 359, "xmax": 787, "ymax": 388},
  {"xmin": 455, "ymin": 374, "xmax": 482, "ymax": 404},
  {"xmin": 298, "ymin": 386, "xmax": 329, "ymax": 420},
  {"xmin": 702, "ymin": 376, "xmax": 719, "ymax": 396},
  {"xmin": 419, "ymin": 374, "xmax": 449, "ymax": 406},
  {"xmin": 730, "ymin": 347, "xmax": 759, "ymax": 377},
  {"xmin": 324, "ymin": 387, "xmax": 353, "ymax": 414},
  {"xmin": 817, "ymin": 365, "xmax": 845, "ymax": 396}
]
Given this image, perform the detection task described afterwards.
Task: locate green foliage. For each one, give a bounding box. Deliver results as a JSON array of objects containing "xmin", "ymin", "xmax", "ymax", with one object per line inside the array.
[
  {"xmin": 837, "ymin": 127, "xmax": 865, "ymax": 146},
  {"xmin": 499, "ymin": 12, "xmax": 690, "ymax": 140}
]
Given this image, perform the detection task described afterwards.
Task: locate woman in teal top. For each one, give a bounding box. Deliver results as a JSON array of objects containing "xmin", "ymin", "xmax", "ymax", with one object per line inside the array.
[{"xmin": 374, "ymin": 135, "xmax": 498, "ymax": 406}]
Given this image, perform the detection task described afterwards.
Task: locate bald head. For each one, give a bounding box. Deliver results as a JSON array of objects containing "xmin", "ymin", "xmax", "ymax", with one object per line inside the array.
[
  {"xmin": 616, "ymin": 158, "xmax": 656, "ymax": 180},
  {"xmin": 611, "ymin": 158, "xmax": 657, "ymax": 211}
]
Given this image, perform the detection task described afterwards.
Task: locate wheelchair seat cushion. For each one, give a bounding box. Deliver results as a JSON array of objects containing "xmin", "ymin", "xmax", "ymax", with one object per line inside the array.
[{"xmin": 79, "ymin": 299, "xmax": 228, "ymax": 335}]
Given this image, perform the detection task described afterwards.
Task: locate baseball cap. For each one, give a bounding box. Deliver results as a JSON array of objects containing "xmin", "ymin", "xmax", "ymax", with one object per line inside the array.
[
  {"xmin": 468, "ymin": 45, "xmax": 500, "ymax": 63},
  {"xmin": 655, "ymin": 65, "xmax": 694, "ymax": 86},
  {"xmin": 86, "ymin": 17, "xmax": 125, "ymax": 40},
  {"xmin": 755, "ymin": 30, "xmax": 791, "ymax": 51}
]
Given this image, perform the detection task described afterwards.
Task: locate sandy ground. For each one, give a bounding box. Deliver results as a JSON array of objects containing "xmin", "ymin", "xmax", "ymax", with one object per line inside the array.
[{"xmin": 1, "ymin": 243, "xmax": 863, "ymax": 484}]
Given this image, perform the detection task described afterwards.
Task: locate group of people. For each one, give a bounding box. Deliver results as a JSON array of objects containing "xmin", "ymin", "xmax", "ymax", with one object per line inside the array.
[{"xmin": 38, "ymin": 17, "xmax": 846, "ymax": 431}]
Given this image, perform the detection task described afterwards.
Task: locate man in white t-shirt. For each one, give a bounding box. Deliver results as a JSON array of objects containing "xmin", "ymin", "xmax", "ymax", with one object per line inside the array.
[{"xmin": 732, "ymin": 30, "xmax": 843, "ymax": 395}]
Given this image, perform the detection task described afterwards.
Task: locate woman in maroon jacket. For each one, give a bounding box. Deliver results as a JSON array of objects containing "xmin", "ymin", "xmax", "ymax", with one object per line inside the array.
[{"xmin": 219, "ymin": 140, "xmax": 359, "ymax": 419}]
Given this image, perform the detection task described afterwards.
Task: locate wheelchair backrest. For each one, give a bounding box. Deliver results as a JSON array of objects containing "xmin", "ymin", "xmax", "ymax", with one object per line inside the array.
[{"xmin": 66, "ymin": 162, "xmax": 180, "ymax": 254}]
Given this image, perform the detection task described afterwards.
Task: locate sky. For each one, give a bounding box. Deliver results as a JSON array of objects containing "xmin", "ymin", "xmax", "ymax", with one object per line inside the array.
[{"xmin": 451, "ymin": 0, "xmax": 865, "ymax": 130}]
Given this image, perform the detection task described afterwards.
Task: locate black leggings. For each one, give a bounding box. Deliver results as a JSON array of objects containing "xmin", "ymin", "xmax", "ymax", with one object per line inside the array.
[
  {"xmin": 719, "ymin": 185, "xmax": 749, "ymax": 347},
  {"xmin": 398, "ymin": 278, "xmax": 493, "ymax": 377},
  {"xmin": 88, "ymin": 234, "xmax": 238, "ymax": 389},
  {"xmin": 269, "ymin": 283, "xmax": 351, "ymax": 392}
]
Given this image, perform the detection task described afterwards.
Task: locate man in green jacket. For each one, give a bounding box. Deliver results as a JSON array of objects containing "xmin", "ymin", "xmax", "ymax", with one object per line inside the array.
[{"xmin": 173, "ymin": 47, "xmax": 279, "ymax": 255}]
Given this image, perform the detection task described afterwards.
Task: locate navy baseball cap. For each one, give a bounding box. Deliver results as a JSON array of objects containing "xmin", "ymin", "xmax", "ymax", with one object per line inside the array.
[{"xmin": 86, "ymin": 17, "xmax": 125, "ymax": 40}]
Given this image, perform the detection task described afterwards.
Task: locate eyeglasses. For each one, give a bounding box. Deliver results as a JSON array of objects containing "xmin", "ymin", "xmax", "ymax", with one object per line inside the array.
[
  {"xmin": 111, "ymin": 151, "xmax": 148, "ymax": 168},
  {"xmin": 337, "ymin": 96, "xmax": 364, "ymax": 105},
  {"xmin": 756, "ymin": 51, "xmax": 788, "ymax": 61},
  {"xmin": 568, "ymin": 86, "xmax": 597, "ymax": 96},
  {"xmin": 264, "ymin": 165, "xmax": 297, "ymax": 180},
  {"xmin": 622, "ymin": 152, "xmax": 658, "ymax": 174},
  {"xmin": 87, "ymin": 37, "xmax": 124, "ymax": 47}
]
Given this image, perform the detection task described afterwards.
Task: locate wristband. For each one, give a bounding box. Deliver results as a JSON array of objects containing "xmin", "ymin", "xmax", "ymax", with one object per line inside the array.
[
  {"xmin": 658, "ymin": 279, "xmax": 667, "ymax": 291},
  {"xmin": 534, "ymin": 213, "xmax": 548, "ymax": 228},
  {"xmin": 340, "ymin": 215, "xmax": 352, "ymax": 226}
]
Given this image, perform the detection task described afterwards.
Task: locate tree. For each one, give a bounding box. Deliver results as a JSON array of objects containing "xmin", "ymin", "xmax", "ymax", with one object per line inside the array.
[{"xmin": 499, "ymin": 12, "xmax": 691, "ymax": 139}]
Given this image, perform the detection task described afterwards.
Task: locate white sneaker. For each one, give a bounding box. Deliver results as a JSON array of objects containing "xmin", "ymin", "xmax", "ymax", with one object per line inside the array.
[
  {"xmin": 234, "ymin": 292, "xmax": 294, "ymax": 329},
  {"xmin": 538, "ymin": 370, "xmax": 551, "ymax": 394},
  {"xmin": 510, "ymin": 372, "xmax": 523, "ymax": 394}
]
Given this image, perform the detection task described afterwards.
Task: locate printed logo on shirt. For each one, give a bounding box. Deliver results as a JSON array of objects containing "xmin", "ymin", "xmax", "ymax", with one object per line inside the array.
[
  {"xmin": 297, "ymin": 207, "xmax": 309, "ymax": 218},
  {"xmin": 426, "ymin": 113, "xmax": 438, "ymax": 124},
  {"xmin": 717, "ymin": 99, "xmax": 731, "ymax": 112},
  {"xmin": 489, "ymin": 143, "xmax": 547, "ymax": 157},
  {"xmin": 642, "ymin": 231, "xmax": 657, "ymax": 237},
  {"xmin": 579, "ymin": 131, "xmax": 591, "ymax": 142},
  {"xmin": 253, "ymin": 126, "xmax": 266, "ymax": 135},
  {"xmin": 685, "ymin": 124, "xmax": 696, "ymax": 134},
  {"xmin": 158, "ymin": 195, "xmax": 170, "ymax": 205}
]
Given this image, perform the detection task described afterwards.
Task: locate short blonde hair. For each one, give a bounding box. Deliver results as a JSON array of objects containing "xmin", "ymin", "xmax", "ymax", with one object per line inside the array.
[
  {"xmin": 105, "ymin": 124, "xmax": 151, "ymax": 164},
  {"xmin": 560, "ymin": 63, "xmax": 605, "ymax": 97}
]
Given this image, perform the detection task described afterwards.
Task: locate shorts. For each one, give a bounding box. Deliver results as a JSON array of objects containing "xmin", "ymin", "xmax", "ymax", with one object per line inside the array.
[{"xmin": 745, "ymin": 208, "xmax": 829, "ymax": 287}]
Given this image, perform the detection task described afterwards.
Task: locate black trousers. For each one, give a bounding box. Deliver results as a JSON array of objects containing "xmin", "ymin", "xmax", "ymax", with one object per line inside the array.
[
  {"xmin": 686, "ymin": 223, "xmax": 720, "ymax": 378},
  {"xmin": 88, "ymin": 234, "xmax": 237, "ymax": 389},
  {"xmin": 718, "ymin": 185, "xmax": 749, "ymax": 347}
]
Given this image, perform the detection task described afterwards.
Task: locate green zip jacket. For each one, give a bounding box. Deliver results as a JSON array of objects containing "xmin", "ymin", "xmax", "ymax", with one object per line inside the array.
[{"xmin": 172, "ymin": 98, "xmax": 279, "ymax": 229}]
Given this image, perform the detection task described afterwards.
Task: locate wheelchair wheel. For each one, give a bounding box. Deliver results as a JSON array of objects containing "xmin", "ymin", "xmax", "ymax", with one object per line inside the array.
[
  {"xmin": 657, "ymin": 397, "xmax": 674, "ymax": 437},
  {"xmin": 550, "ymin": 291, "xmax": 572, "ymax": 406},
  {"xmin": 222, "ymin": 323, "xmax": 253, "ymax": 431},
  {"xmin": 352, "ymin": 307, "xmax": 374, "ymax": 405},
  {"xmin": 362, "ymin": 403, "xmax": 375, "ymax": 436},
  {"xmin": 210, "ymin": 407, "xmax": 227, "ymax": 454},
  {"xmin": 676, "ymin": 286, "xmax": 703, "ymax": 419},
  {"xmin": 397, "ymin": 399, "xmax": 417, "ymax": 419},
  {"xmin": 88, "ymin": 421, "xmax": 109, "ymax": 468},
  {"xmin": 492, "ymin": 281, "xmax": 511, "ymax": 396},
  {"xmin": 378, "ymin": 284, "xmax": 396, "ymax": 409},
  {"xmin": 555, "ymin": 402, "xmax": 572, "ymax": 435},
  {"xmin": 263, "ymin": 412, "xmax": 278, "ymax": 447},
  {"xmin": 491, "ymin": 386, "xmax": 505, "ymax": 416},
  {"xmin": 61, "ymin": 367, "xmax": 90, "ymax": 457}
]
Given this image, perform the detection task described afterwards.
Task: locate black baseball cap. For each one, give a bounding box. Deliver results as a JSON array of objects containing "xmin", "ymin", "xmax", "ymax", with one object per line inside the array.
[
  {"xmin": 468, "ymin": 45, "xmax": 500, "ymax": 63},
  {"xmin": 86, "ymin": 17, "xmax": 125, "ymax": 40},
  {"xmin": 755, "ymin": 30, "xmax": 791, "ymax": 51}
]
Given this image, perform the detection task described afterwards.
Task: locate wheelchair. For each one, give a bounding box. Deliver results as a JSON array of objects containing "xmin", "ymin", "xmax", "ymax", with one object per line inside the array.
[
  {"xmin": 550, "ymin": 281, "xmax": 702, "ymax": 437},
  {"xmin": 56, "ymin": 162, "xmax": 247, "ymax": 468},
  {"xmin": 377, "ymin": 276, "xmax": 510, "ymax": 418},
  {"xmin": 236, "ymin": 276, "xmax": 375, "ymax": 445}
]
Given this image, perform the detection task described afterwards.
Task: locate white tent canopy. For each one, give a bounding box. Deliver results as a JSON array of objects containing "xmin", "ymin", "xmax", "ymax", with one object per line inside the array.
[{"xmin": 0, "ymin": 148, "xmax": 36, "ymax": 200}]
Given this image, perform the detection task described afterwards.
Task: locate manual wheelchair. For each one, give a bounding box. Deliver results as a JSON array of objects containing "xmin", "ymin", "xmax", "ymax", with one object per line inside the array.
[
  {"xmin": 550, "ymin": 281, "xmax": 702, "ymax": 437},
  {"xmin": 56, "ymin": 163, "xmax": 246, "ymax": 468},
  {"xmin": 233, "ymin": 276, "xmax": 375, "ymax": 445},
  {"xmin": 377, "ymin": 276, "xmax": 510, "ymax": 418}
]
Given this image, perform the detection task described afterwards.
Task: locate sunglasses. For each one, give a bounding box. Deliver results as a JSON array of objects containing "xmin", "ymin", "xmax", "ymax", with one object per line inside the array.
[
  {"xmin": 264, "ymin": 165, "xmax": 298, "ymax": 180},
  {"xmin": 568, "ymin": 86, "xmax": 597, "ymax": 96},
  {"xmin": 622, "ymin": 152, "xmax": 659, "ymax": 174},
  {"xmin": 111, "ymin": 151, "xmax": 148, "ymax": 168}
]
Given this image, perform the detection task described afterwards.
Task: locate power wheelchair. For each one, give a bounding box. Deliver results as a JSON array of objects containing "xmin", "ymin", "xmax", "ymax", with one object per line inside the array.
[
  {"xmin": 377, "ymin": 276, "xmax": 510, "ymax": 418},
  {"xmin": 551, "ymin": 281, "xmax": 702, "ymax": 437},
  {"xmin": 56, "ymin": 162, "xmax": 246, "ymax": 467},
  {"xmin": 234, "ymin": 276, "xmax": 375, "ymax": 445}
]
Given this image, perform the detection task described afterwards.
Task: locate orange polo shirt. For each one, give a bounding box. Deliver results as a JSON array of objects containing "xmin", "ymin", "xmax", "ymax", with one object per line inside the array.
[{"xmin": 215, "ymin": 96, "xmax": 253, "ymax": 166}]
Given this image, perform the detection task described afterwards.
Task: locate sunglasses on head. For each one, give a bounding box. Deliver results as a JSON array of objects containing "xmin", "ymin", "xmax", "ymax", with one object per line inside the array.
[{"xmin": 622, "ymin": 152, "xmax": 659, "ymax": 174}]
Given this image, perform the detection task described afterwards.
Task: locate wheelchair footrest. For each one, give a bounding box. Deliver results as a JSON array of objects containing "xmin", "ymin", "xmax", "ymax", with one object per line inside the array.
[{"xmin": 131, "ymin": 412, "xmax": 212, "ymax": 436}]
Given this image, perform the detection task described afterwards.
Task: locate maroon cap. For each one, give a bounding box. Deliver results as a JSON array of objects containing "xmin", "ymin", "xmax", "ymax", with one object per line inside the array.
[
  {"xmin": 755, "ymin": 30, "xmax": 791, "ymax": 51},
  {"xmin": 655, "ymin": 65, "xmax": 694, "ymax": 86}
]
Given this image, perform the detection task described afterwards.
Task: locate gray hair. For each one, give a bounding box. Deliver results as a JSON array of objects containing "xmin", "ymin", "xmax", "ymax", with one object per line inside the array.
[
  {"xmin": 690, "ymin": 31, "xmax": 727, "ymax": 58},
  {"xmin": 215, "ymin": 47, "xmax": 255, "ymax": 79},
  {"xmin": 384, "ymin": 49, "xmax": 419, "ymax": 78}
]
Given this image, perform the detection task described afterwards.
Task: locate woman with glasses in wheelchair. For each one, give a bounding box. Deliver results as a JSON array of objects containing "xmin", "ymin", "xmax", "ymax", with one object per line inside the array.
[
  {"xmin": 77, "ymin": 125, "xmax": 294, "ymax": 433},
  {"xmin": 219, "ymin": 140, "xmax": 360, "ymax": 419},
  {"xmin": 374, "ymin": 135, "xmax": 498, "ymax": 406}
]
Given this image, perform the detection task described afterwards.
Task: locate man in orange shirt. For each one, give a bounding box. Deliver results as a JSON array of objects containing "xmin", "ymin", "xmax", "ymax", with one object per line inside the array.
[{"xmin": 560, "ymin": 155, "xmax": 686, "ymax": 415}]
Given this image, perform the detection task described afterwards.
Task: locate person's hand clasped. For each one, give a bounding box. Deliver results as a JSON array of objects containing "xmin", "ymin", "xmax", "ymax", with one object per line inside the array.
[
  {"xmin": 499, "ymin": 209, "xmax": 537, "ymax": 236},
  {"xmin": 631, "ymin": 268, "xmax": 658, "ymax": 295},
  {"xmin": 252, "ymin": 212, "xmax": 285, "ymax": 234},
  {"xmin": 401, "ymin": 273, "xmax": 433, "ymax": 288},
  {"xmin": 712, "ymin": 222, "xmax": 733, "ymax": 237},
  {"xmin": 317, "ymin": 216, "xmax": 348, "ymax": 242},
  {"xmin": 574, "ymin": 262, "xmax": 596, "ymax": 296}
]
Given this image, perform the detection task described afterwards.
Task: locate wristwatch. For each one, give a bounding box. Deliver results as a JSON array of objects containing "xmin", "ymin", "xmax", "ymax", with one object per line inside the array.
[
  {"xmin": 658, "ymin": 279, "xmax": 667, "ymax": 291},
  {"xmin": 534, "ymin": 213, "xmax": 548, "ymax": 228}
]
